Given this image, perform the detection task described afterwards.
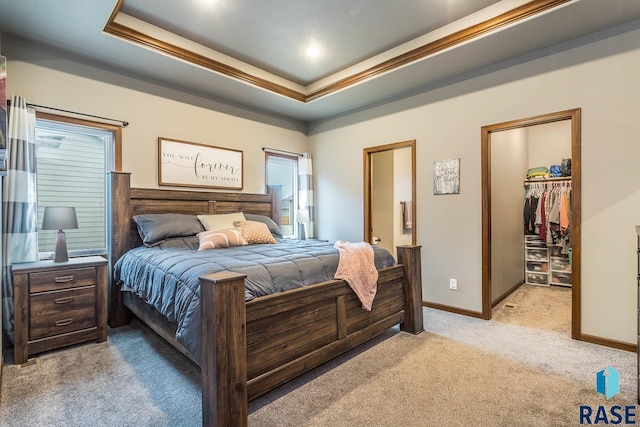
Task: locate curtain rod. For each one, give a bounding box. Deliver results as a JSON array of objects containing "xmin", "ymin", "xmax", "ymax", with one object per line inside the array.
[
  {"xmin": 7, "ymin": 100, "xmax": 129, "ymax": 127},
  {"xmin": 262, "ymin": 147, "xmax": 302, "ymax": 157}
]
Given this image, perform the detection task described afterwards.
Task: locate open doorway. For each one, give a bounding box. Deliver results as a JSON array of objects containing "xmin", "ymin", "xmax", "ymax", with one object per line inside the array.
[
  {"xmin": 364, "ymin": 140, "xmax": 417, "ymax": 257},
  {"xmin": 481, "ymin": 109, "xmax": 582, "ymax": 339}
]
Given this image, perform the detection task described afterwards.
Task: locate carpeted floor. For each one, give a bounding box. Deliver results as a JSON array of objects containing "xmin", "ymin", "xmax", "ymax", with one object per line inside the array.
[
  {"xmin": 492, "ymin": 283, "xmax": 572, "ymax": 334},
  {"xmin": 0, "ymin": 304, "xmax": 635, "ymax": 426}
]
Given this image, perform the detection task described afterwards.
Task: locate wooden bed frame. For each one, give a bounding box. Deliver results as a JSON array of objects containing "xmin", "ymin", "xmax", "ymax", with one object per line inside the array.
[{"xmin": 108, "ymin": 172, "xmax": 424, "ymax": 426}]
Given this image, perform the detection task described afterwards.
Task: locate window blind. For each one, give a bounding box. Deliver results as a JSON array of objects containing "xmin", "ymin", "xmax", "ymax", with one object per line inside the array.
[{"xmin": 35, "ymin": 123, "xmax": 110, "ymax": 256}]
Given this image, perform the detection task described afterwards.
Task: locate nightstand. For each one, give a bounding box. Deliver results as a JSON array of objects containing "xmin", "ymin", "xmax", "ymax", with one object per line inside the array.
[{"xmin": 12, "ymin": 256, "xmax": 108, "ymax": 365}]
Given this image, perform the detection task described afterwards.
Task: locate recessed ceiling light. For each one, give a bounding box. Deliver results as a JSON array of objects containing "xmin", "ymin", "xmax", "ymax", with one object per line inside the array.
[{"xmin": 305, "ymin": 47, "xmax": 320, "ymax": 59}]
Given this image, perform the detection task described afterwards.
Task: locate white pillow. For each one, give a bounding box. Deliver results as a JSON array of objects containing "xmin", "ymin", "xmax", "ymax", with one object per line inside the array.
[{"xmin": 197, "ymin": 212, "xmax": 246, "ymax": 231}]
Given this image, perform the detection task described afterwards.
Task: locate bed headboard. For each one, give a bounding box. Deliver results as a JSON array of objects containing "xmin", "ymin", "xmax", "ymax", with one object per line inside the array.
[
  {"xmin": 107, "ymin": 171, "xmax": 281, "ymax": 327},
  {"xmin": 108, "ymin": 171, "xmax": 282, "ymax": 264}
]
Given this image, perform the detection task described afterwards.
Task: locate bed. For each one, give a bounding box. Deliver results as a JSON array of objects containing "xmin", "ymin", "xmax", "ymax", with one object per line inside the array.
[{"xmin": 108, "ymin": 171, "xmax": 424, "ymax": 426}]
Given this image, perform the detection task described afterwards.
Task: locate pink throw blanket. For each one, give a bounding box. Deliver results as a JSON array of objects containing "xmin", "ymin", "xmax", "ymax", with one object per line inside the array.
[{"xmin": 333, "ymin": 241, "xmax": 379, "ymax": 311}]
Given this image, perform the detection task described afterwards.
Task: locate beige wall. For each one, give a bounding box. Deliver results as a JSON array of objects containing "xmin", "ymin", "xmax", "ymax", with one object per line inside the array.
[
  {"xmin": 2, "ymin": 36, "xmax": 308, "ymax": 193},
  {"xmin": 491, "ymin": 128, "xmax": 528, "ymax": 302},
  {"xmin": 394, "ymin": 147, "xmax": 413, "ymax": 251},
  {"xmin": 310, "ymin": 23, "xmax": 640, "ymax": 344},
  {"xmin": 527, "ymin": 120, "xmax": 571, "ymax": 170}
]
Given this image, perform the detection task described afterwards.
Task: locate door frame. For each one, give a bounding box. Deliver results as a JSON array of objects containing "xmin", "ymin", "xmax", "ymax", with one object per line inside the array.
[
  {"xmin": 481, "ymin": 108, "xmax": 581, "ymax": 339},
  {"xmin": 364, "ymin": 140, "xmax": 417, "ymax": 246}
]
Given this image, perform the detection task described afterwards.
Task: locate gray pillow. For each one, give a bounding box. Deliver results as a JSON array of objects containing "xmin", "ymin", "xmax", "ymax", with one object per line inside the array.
[
  {"xmin": 243, "ymin": 213, "xmax": 282, "ymax": 237},
  {"xmin": 133, "ymin": 214, "xmax": 204, "ymax": 246}
]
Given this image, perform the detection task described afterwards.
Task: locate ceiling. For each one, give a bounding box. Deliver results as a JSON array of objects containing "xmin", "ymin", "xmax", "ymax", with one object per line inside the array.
[{"xmin": 1, "ymin": 0, "xmax": 640, "ymax": 124}]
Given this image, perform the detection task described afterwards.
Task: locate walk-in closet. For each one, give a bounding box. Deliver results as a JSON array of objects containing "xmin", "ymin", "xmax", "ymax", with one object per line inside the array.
[{"xmin": 490, "ymin": 119, "xmax": 573, "ymax": 334}]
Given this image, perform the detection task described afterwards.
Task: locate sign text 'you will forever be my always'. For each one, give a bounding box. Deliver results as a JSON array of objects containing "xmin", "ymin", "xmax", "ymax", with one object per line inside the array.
[{"xmin": 158, "ymin": 138, "xmax": 243, "ymax": 190}]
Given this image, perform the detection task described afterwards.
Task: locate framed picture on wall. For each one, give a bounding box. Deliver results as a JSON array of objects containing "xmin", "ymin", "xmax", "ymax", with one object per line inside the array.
[
  {"xmin": 433, "ymin": 158, "xmax": 460, "ymax": 195},
  {"xmin": 158, "ymin": 137, "xmax": 243, "ymax": 190}
]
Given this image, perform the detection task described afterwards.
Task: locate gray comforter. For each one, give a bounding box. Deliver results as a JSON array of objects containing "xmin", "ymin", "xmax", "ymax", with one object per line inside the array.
[{"xmin": 113, "ymin": 237, "xmax": 396, "ymax": 363}]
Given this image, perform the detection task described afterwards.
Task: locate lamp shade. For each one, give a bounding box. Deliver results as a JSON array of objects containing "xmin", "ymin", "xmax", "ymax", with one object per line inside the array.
[{"xmin": 42, "ymin": 207, "xmax": 78, "ymax": 230}]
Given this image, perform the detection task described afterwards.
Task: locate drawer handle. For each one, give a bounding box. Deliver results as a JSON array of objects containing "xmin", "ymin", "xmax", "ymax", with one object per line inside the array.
[
  {"xmin": 54, "ymin": 296, "xmax": 74, "ymax": 304},
  {"xmin": 55, "ymin": 318, "xmax": 74, "ymax": 327},
  {"xmin": 54, "ymin": 275, "xmax": 74, "ymax": 283}
]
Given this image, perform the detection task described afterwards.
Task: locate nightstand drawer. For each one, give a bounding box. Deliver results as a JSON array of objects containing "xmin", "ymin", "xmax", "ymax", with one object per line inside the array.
[
  {"xmin": 30, "ymin": 307, "xmax": 96, "ymax": 340},
  {"xmin": 12, "ymin": 256, "xmax": 108, "ymax": 364},
  {"xmin": 30, "ymin": 267, "xmax": 96, "ymax": 293},
  {"xmin": 30, "ymin": 286, "xmax": 96, "ymax": 318}
]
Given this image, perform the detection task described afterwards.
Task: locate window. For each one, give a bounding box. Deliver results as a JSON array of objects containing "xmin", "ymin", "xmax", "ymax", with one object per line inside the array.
[
  {"xmin": 265, "ymin": 153, "xmax": 298, "ymax": 237},
  {"xmin": 35, "ymin": 115, "xmax": 116, "ymax": 258}
]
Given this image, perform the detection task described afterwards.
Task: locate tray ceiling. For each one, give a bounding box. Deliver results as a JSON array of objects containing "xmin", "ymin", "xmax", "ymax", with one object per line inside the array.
[{"xmin": 1, "ymin": 0, "xmax": 639, "ymax": 124}]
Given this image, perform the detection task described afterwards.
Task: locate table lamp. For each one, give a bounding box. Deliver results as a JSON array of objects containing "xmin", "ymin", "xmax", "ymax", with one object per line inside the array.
[{"xmin": 42, "ymin": 207, "xmax": 78, "ymax": 262}]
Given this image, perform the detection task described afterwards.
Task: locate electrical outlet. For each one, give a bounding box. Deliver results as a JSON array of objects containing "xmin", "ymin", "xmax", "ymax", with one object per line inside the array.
[{"xmin": 449, "ymin": 278, "xmax": 458, "ymax": 290}]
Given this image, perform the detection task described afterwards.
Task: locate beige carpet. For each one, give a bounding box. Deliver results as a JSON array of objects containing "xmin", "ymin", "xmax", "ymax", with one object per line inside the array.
[
  {"xmin": 492, "ymin": 284, "xmax": 571, "ymax": 334},
  {"xmin": 249, "ymin": 328, "xmax": 631, "ymax": 427},
  {"xmin": 1, "ymin": 307, "xmax": 635, "ymax": 426}
]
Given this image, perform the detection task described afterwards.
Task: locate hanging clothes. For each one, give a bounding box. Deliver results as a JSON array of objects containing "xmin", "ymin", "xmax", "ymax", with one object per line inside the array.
[{"xmin": 523, "ymin": 179, "xmax": 571, "ymax": 252}]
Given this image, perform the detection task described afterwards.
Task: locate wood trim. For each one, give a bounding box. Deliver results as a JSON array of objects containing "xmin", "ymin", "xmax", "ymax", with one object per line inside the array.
[
  {"xmin": 580, "ymin": 334, "xmax": 636, "ymax": 353},
  {"xmin": 364, "ymin": 140, "xmax": 416, "ymax": 246},
  {"xmin": 307, "ymin": 0, "xmax": 572, "ymax": 101},
  {"xmin": 36, "ymin": 111, "xmax": 123, "ymax": 172},
  {"xmin": 423, "ymin": 301, "xmax": 484, "ymax": 319},
  {"xmin": 102, "ymin": 21, "xmax": 306, "ymax": 103},
  {"xmin": 569, "ymin": 108, "xmax": 582, "ymax": 341},
  {"xmin": 481, "ymin": 126, "xmax": 492, "ymax": 320},
  {"xmin": 480, "ymin": 108, "xmax": 582, "ymax": 338},
  {"xmin": 104, "ymin": 0, "xmax": 571, "ymax": 103}
]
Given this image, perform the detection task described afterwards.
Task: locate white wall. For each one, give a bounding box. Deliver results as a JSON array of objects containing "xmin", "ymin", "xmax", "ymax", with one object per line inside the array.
[
  {"xmin": 310, "ymin": 22, "xmax": 640, "ymax": 344},
  {"xmin": 2, "ymin": 36, "xmax": 308, "ymax": 194}
]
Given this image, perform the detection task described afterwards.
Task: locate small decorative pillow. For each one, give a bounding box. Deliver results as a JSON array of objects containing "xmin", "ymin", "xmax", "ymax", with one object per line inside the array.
[
  {"xmin": 243, "ymin": 213, "xmax": 283, "ymax": 237},
  {"xmin": 197, "ymin": 229, "xmax": 247, "ymax": 250},
  {"xmin": 233, "ymin": 220, "xmax": 278, "ymax": 244},
  {"xmin": 197, "ymin": 212, "xmax": 246, "ymax": 231}
]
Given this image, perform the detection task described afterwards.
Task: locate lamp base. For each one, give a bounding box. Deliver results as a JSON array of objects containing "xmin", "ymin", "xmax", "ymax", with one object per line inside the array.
[{"xmin": 53, "ymin": 229, "xmax": 69, "ymax": 262}]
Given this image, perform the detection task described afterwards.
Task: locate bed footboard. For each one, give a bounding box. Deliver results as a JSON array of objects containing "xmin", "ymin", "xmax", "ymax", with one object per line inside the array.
[
  {"xmin": 199, "ymin": 245, "xmax": 423, "ymax": 427},
  {"xmin": 199, "ymin": 271, "xmax": 248, "ymax": 426}
]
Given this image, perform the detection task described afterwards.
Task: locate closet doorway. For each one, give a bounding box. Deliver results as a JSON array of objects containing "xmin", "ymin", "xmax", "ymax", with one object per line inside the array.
[
  {"xmin": 364, "ymin": 140, "xmax": 416, "ymax": 258},
  {"xmin": 481, "ymin": 109, "xmax": 582, "ymax": 339}
]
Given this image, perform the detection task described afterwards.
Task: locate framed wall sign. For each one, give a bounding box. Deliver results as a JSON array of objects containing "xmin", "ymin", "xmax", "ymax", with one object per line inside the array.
[
  {"xmin": 158, "ymin": 137, "xmax": 243, "ymax": 190},
  {"xmin": 433, "ymin": 158, "xmax": 460, "ymax": 195}
]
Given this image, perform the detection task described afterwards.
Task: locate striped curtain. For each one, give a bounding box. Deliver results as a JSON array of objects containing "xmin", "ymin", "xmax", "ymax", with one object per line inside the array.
[
  {"xmin": 298, "ymin": 153, "xmax": 315, "ymax": 239},
  {"xmin": 2, "ymin": 96, "xmax": 38, "ymax": 343}
]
